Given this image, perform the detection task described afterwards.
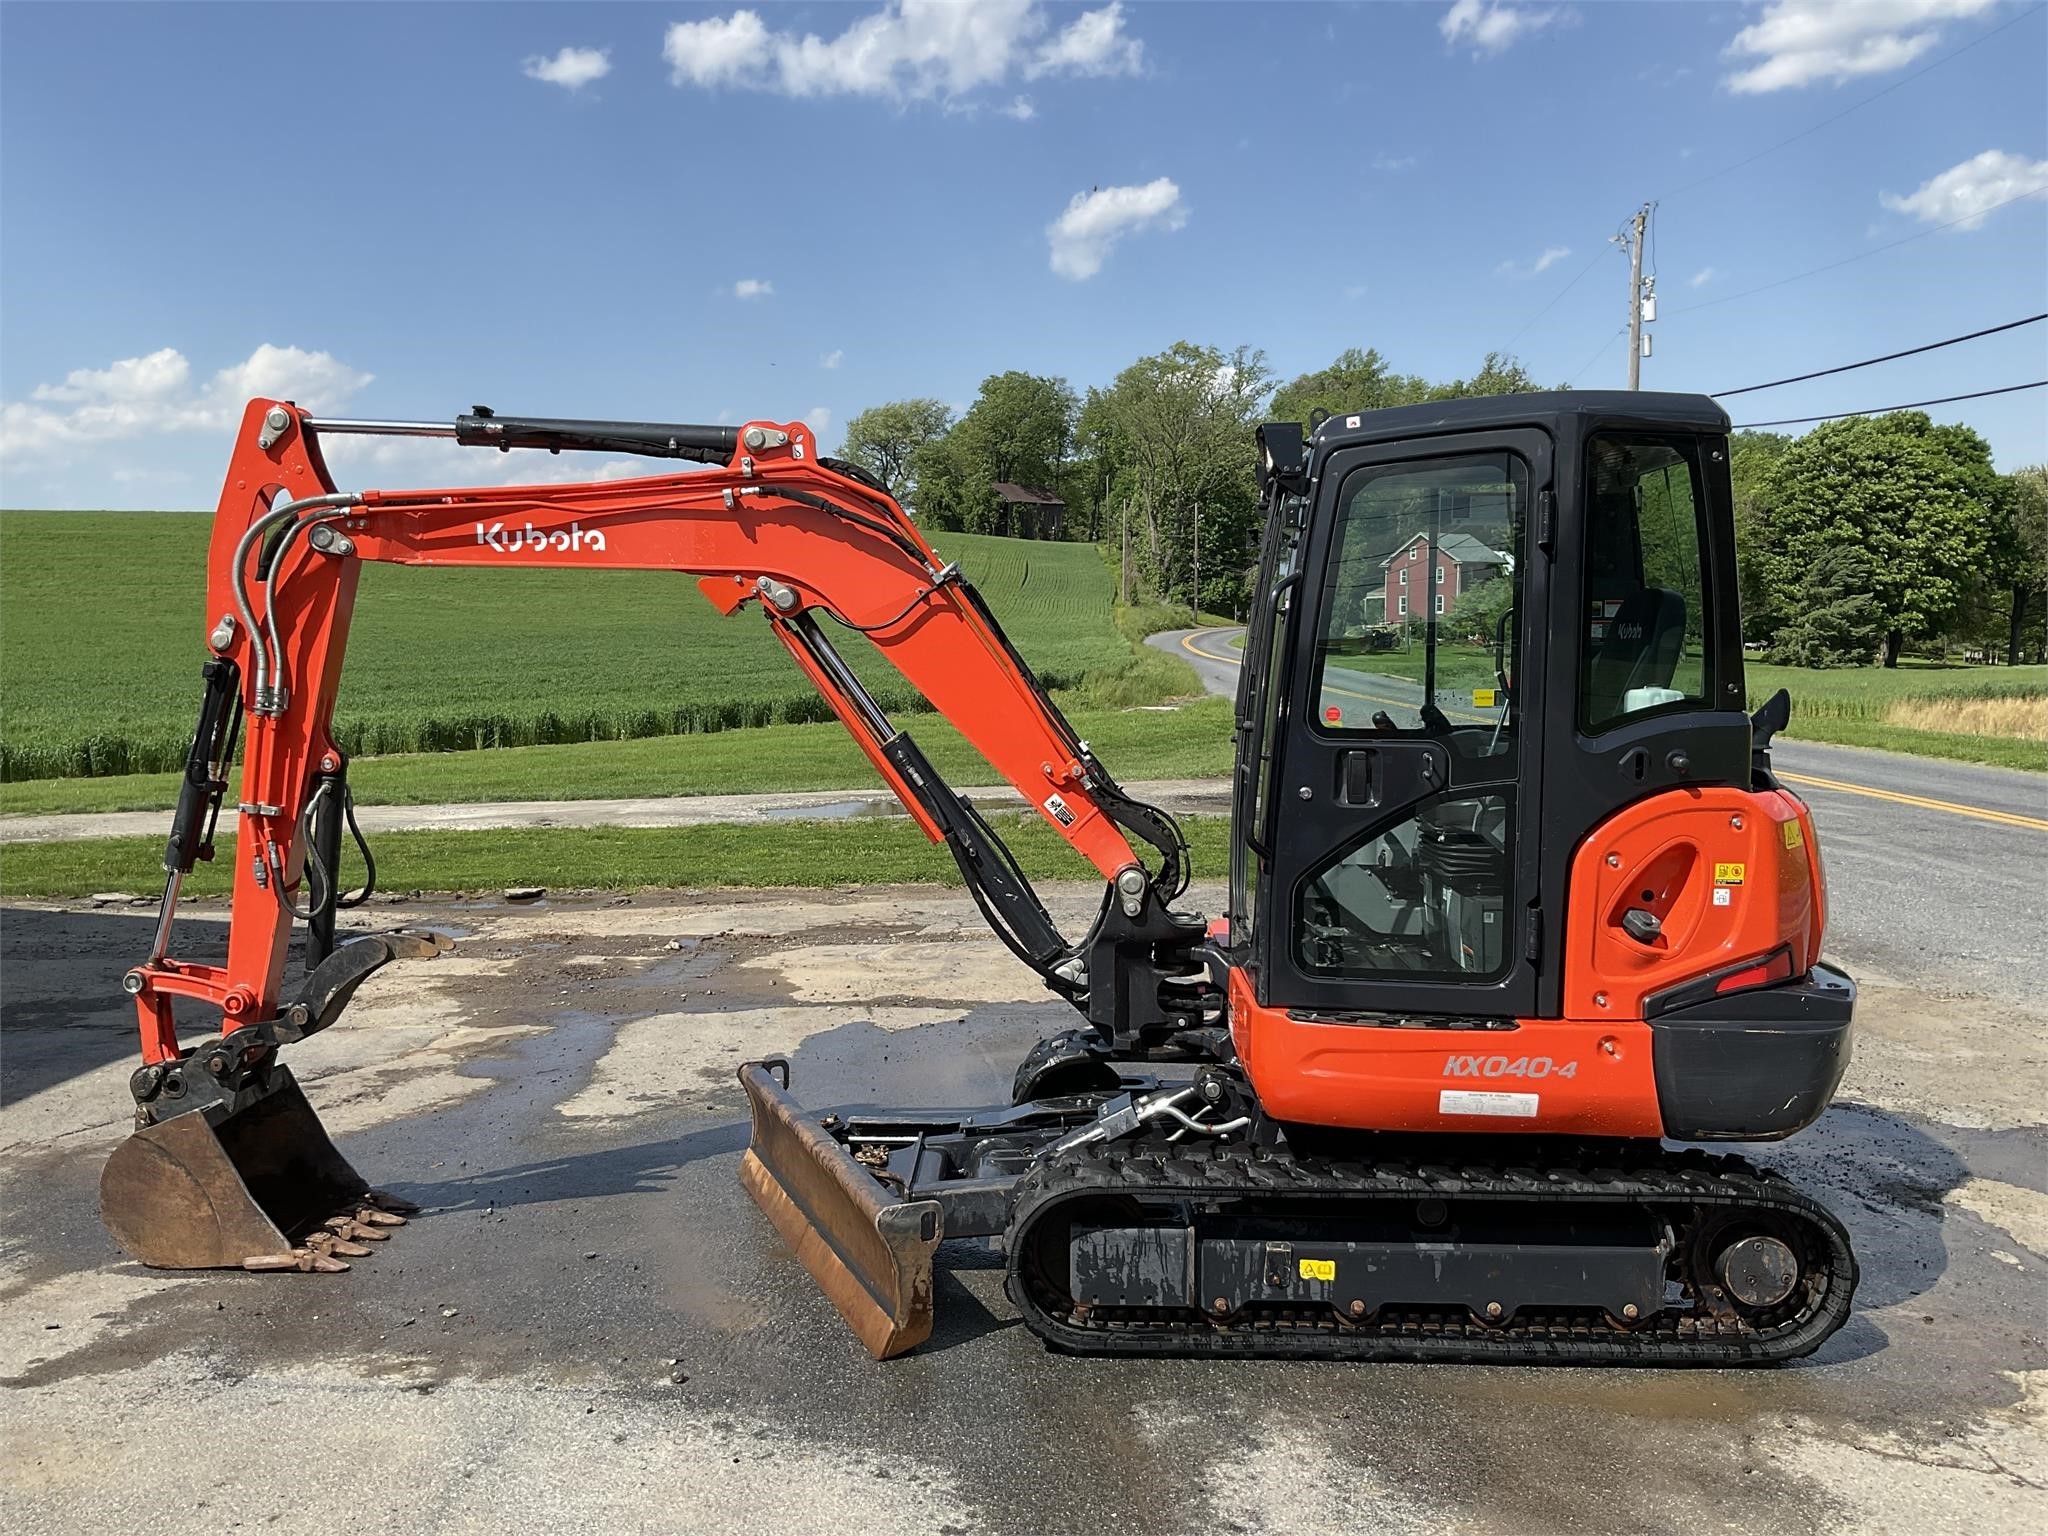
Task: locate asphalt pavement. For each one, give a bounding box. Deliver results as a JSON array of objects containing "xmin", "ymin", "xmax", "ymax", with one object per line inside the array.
[{"xmin": 2, "ymin": 882, "xmax": 2042, "ymax": 1535}]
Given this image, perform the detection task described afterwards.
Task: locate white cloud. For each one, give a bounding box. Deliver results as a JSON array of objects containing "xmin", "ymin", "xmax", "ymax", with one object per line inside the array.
[
  {"xmin": 1880, "ymin": 148, "xmax": 2048, "ymax": 229},
  {"xmin": 1689, "ymin": 266, "xmax": 1717, "ymax": 288},
  {"xmin": 3, "ymin": 343, "xmax": 372, "ymax": 460},
  {"xmin": 1342, "ymin": 284, "xmax": 1368, "ymax": 302},
  {"xmin": 1496, "ymin": 245, "xmax": 1570, "ymax": 278},
  {"xmin": 1371, "ymin": 151, "xmax": 1416, "ymax": 172},
  {"xmin": 734, "ymin": 277, "xmax": 774, "ymax": 299},
  {"xmin": 1441, "ymin": 1, "xmax": 1560, "ymax": 56},
  {"xmin": 662, "ymin": 1, "xmax": 1141, "ymax": 104},
  {"xmin": 804, "ymin": 406, "xmax": 834, "ymax": 440},
  {"xmin": 1723, "ymin": 0, "xmax": 1994, "ymax": 94},
  {"xmin": 1046, "ymin": 178, "xmax": 1186, "ymax": 280},
  {"xmin": 1025, "ymin": 2, "xmax": 1143, "ymax": 78},
  {"xmin": 820, "ymin": 349, "xmax": 844, "ymax": 369},
  {"xmin": 523, "ymin": 46, "xmax": 612, "ymax": 90},
  {"xmin": 1000, "ymin": 94, "xmax": 1036, "ymax": 120}
]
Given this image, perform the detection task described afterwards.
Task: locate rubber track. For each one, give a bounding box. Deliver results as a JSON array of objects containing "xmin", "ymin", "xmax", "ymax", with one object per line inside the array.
[{"xmin": 1004, "ymin": 1139, "xmax": 1857, "ymax": 1365}]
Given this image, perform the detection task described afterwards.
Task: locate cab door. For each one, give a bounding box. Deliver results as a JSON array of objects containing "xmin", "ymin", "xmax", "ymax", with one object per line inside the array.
[{"xmin": 1251, "ymin": 429, "xmax": 1551, "ymax": 1021}]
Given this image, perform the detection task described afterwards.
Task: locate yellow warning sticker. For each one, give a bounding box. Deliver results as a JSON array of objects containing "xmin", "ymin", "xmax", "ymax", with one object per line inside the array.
[
  {"xmin": 1782, "ymin": 820, "xmax": 1804, "ymax": 849},
  {"xmin": 1715, "ymin": 862, "xmax": 1746, "ymax": 884},
  {"xmin": 1298, "ymin": 1258, "xmax": 1336, "ymax": 1282},
  {"xmin": 1472, "ymin": 688, "xmax": 1497, "ymax": 708}
]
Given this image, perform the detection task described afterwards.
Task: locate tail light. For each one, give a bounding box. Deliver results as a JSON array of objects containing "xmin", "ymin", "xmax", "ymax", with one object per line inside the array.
[{"xmin": 1644, "ymin": 945, "xmax": 1796, "ymax": 1017}]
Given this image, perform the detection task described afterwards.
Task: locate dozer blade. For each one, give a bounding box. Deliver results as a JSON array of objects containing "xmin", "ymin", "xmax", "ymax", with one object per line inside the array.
[
  {"xmin": 100, "ymin": 1067, "xmax": 371, "ymax": 1270},
  {"xmin": 737, "ymin": 1060, "xmax": 942, "ymax": 1360}
]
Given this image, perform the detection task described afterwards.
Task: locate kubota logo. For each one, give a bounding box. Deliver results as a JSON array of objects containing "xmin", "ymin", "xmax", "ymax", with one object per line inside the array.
[{"xmin": 474, "ymin": 521, "xmax": 607, "ymax": 554}]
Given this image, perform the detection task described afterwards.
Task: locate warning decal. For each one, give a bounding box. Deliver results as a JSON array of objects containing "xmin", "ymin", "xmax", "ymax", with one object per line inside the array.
[
  {"xmin": 1714, "ymin": 862, "xmax": 1746, "ymax": 884},
  {"xmin": 1298, "ymin": 1258, "xmax": 1337, "ymax": 1282}
]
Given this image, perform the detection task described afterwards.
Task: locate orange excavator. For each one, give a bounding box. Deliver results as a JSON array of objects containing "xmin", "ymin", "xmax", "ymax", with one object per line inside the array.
[{"xmin": 103, "ymin": 393, "xmax": 1857, "ymax": 1363}]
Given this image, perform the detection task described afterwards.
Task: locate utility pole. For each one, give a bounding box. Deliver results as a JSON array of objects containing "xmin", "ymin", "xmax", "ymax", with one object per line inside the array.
[
  {"xmin": 1192, "ymin": 499, "xmax": 1201, "ymax": 617},
  {"xmin": 1615, "ymin": 202, "xmax": 1656, "ymax": 389}
]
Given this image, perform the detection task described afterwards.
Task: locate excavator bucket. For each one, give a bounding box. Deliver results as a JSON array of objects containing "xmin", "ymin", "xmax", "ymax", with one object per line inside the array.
[
  {"xmin": 99, "ymin": 1066, "xmax": 379, "ymax": 1270},
  {"xmin": 100, "ymin": 931, "xmax": 449, "ymax": 1271},
  {"xmin": 737, "ymin": 1060, "xmax": 942, "ymax": 1360}
]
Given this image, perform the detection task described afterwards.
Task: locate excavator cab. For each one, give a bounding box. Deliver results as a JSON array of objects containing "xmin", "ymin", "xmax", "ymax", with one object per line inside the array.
[{"xmin": 1231, "ymin": 393, "xmax": 1745, "ymax": 1017}]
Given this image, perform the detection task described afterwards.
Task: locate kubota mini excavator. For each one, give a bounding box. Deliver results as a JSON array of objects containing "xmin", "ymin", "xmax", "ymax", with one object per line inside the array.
[{"xmin": 104, "ymin": 392, "xmax": 1857, "ymax": 1363}]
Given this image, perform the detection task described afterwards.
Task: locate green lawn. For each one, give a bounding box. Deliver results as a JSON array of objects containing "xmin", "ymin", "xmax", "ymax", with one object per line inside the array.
[
  {"xmin": 0, "ymin": 814, "xmax": 1237, "ymax": 899},
  {"xmin": 0, "ymin": 698, "xmax": 1235, "ymax": 815},
  {"xmin": 0, "ymin": 512, "xmax": 1189, "ymax": 779},
  {"xmin": 1744, "ymin": 659, "xmax": 2048, "ymax": 714}
]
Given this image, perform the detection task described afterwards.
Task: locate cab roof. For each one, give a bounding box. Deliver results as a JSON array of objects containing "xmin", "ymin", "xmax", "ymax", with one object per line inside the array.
[{"xmin": 1305, "ymin": 390, "xmax": 1729, "ymax": 458}]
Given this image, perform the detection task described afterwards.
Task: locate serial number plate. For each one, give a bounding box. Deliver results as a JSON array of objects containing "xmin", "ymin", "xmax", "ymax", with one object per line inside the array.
[{"xmin": 1439, "ymin": 1089, "xmax": 1540, "ymax": 1118}]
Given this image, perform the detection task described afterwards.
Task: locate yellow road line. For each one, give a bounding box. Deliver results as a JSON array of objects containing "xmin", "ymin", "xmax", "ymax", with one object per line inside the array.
[
  {"xmin": 1178, "ymin": 631, "xmax": 2045, "ymax": 833},
  {"xmin": 1776, "ymin": 772, "xmax": 2048, "ymax": 832}
]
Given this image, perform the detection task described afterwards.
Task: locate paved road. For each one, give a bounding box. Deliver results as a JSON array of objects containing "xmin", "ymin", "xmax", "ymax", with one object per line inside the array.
[{"xmin": 1155, "ymin": 626, "xmax": 2048, "ymax": 1016}]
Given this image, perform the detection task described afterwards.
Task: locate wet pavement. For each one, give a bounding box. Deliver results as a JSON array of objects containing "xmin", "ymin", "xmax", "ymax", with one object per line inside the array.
[{"xmin": 3, "ymin": 884, "xmax": 2044, "ymax": 1535}]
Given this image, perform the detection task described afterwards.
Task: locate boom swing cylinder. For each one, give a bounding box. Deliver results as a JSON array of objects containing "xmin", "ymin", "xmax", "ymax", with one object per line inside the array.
[{"xmin": 105, "ymin": 390, "xmax": 1856, "ymax": 1368}]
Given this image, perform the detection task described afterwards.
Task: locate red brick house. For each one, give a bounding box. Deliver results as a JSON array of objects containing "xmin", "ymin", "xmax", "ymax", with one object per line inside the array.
[{"xmin": 1382, "ymin": 531, "xmax": 1508, "ymax": 621}]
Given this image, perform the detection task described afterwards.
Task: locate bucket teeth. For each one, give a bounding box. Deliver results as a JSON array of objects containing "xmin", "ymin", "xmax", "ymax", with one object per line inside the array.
[
  {"xmin": 324, "ymin": 1215, "xmax": 390, "ymax": 1242},
  {"xmin": 362, "ymin": 1189, "xmax": 420, "ymax": 1216},
  {"xmin": 308, "ymin": 1232, "xmax": 372, "ymax": 1259},
  {"xmin": 351, "ymin": 1205, "xmax": 408, "ymax": 1228},
  {"xmin": 243, "ymin": 1248, "xmax": 351, "ymax": 1274}
]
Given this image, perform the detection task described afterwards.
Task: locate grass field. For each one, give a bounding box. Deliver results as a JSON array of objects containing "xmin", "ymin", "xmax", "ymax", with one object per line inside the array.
[
  {"xmin": 0, "ymin": 512, "xmax": 1186, "ymax": 780},
  {"xmin": 0, "ymin": 698, "xmax": 1235, "ymax": 816}
]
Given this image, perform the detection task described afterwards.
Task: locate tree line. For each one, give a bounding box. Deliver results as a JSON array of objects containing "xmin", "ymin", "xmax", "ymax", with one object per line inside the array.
[{"xmin": 841, "ymin": 345, "xmax": 2046, "ymax": 666}]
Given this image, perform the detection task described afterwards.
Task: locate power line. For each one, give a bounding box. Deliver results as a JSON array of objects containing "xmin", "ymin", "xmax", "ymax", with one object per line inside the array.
[
  {"xmin": 1714, "ymin": 314, "xmax": 2048, "ymax": 397},
  {"xmin": 1665, "ymin": 186, "xmax": 2048, "ymax": 317},
  {"xmin": 1570, "ymin": 327, "xmax": 1627, "ymax": 386},
  {"xmin": 1731, "ymin": 380, "xmax": 2046, "ymax": 429},
  {"xmin": 1499, "ymin": 244, "xmax": 1616, "ymax": 353},
  {"xmin": 1657, "ymin": 5, "xmax": 2045, "ymax": 203}
]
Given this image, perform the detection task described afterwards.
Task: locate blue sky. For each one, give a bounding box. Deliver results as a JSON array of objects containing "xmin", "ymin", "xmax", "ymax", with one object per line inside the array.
[{"xmin": 3, "ymin": 0, "xmax": 2044, "ymax": 508}]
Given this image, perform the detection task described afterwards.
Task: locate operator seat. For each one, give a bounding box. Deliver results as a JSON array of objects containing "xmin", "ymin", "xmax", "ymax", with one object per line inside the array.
[{"xmin": 1584, "ymin": 585, "xmax": 1686, "ymax": 724}]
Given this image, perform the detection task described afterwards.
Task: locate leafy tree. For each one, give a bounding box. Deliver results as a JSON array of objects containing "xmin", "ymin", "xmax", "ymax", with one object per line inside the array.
[
  {"xmin": 1269, "ymin": 348, "xmax": 1545, "ymax": 425},
  {"xmin": 1756, "ymin": 412, "xmax": 1996, "ymax": 667},
  {"xmin": 1445, "ymin": 569, "xmax": 1515, "ymax": 646},
  {"xmin": 1089, "ymin": 342, "xmax": 1272, "ymax": 610},
  {"xmin": 840, "ymin": 398, "xmax": 953, "ymax": 503},
  {"xmin": 1989, "ymin": 465, "xmax": 2048, "ymax": 664},
  {"xmin": 1728, "ymin": 430, "xmax": 1792, "ymax": 644},
  {"xmin": 1764, "ymin": 546, "xmax": 1884, "ymax": 668},
  {"xmin": 912, "ymin": 372, "xmax": 1077, "ymax": 537}
]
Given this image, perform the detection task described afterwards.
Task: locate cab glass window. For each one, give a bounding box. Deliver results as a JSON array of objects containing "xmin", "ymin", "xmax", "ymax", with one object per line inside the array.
[
  {"xmin": 1312, "ymin": 453, "xmax": 1525, "ymax": 749},
  {"xmin": 1580, "ymin": 434, "xmax": 1713, "ymax": 733}
]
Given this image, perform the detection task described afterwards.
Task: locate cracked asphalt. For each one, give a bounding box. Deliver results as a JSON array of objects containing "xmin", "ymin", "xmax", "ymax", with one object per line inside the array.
[{"xmin": 3, "ymin": 852, "xmax": 2044, "ymax": 1534}]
